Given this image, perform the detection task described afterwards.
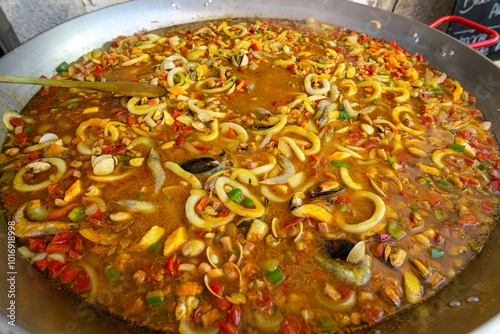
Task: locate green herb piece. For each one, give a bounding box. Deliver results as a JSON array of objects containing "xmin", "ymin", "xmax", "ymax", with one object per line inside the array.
[
  {"xmin": 330, "ymin": 161, "xmax": 349, "ymax": 167},
  {"xmin": 478, "ymin": 163, "xmax": 487, "ymax": 171},
  {"xmin": 136, "ymin": 193, "xmax": 146, "ymax": 200},
  {"xmin": 265, "ymin": 268, "xmax": 285, "ymax": 284},
  {"xmin": 260, "ymin": 258, "xmax": 279, "ymax": 272},
  {"xmin": 24, "ymin": 125, "xmax": 33, "ymax": 133},
  {"xmin": 284, "ymin": 250, "xmax": 292, "ymax": 263},
  {"xmin": 437, "ymin": 179, "xmax": 452, "ymax": 190},
  {"xmin": 339, "ymin": 203, "xmax": 350, "ymax": 212},
  {"xmin": 229, "ymin": 249, "xmax": 239, "ymax": 255},
  {"xmin": 428, "ymin": 248, "xmax": 445, "ymax": 259},
  {"xmin": 68, "ymin": 207, "xmax": 86, "ymax": 222},
  {"xmin": 146, "ymin": 290, "xmax": 163, "ymax": 305},
  {"xmin": 116, "ymin": 155, "xmax": 130, "ymax": 162},
  {"xmin": 387, "ymin": 221, "xmax": 406, "ymax": 240},
  {"xmin": 448, "ymin": 143, "xmax": 465, "ymax": 152},
  {"xmin": 338, "ymin": 111, "xmax": 350, "ymax": 120},
  {"xmin": 149, "ymin": 241, "xmax": 164, "ymax": 253},
  {"xmin": 338, "ymin": 102, "xmax": 345, "ymax": 111},
  {"xmin": 388, "ymin": 157, "xmax": 396, "ymax": 165},
  {"xmin": 228, "ymin": 188, "xmax": 243, "ymax": 204},
  {"xmin": 105, "ymin": 264, "xmax": 120, "ymax": 283}
]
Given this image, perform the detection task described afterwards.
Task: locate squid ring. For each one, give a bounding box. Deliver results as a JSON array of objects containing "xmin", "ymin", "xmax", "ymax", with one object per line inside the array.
[{"xmin": 336, "ymin": 191, "xmax": 386, "ymax": 233}]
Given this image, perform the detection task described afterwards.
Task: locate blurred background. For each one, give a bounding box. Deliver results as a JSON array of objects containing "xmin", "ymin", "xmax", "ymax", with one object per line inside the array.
[{"xmin": 0, "ymin": 0, "xmax": 499, "ymax": 64}]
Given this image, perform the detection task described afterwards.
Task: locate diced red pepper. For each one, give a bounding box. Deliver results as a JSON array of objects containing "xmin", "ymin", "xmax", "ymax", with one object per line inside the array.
[
  {"xmin": 192, "ymin": 305, "xmax": 203, "ymax": 321},
  {"xmin": 193, "ymin": 145, "xmax": 211, "ymax": 151},
  {"xmin": 49, "ymin": 261, "xmax": 70, "ymax": 278},
  {"xmin": 379, "ymin": 233, "xmax": 391, "ymax": 242},
  {"xmin": 46, "ymin": 244, "xmax": 70, "ymax": 254},
  {"xmin": 9, "ymin": 117, "xmax": 23, "ymax": 127},
  {"xmin": 2, "ymin": 194, "xmax": 19, "ymax": 204},
  {"xmin": 102, "ymin": 143, "xmax": 113, "ymax": 154},
  {"xmin": 287, "ymin": 64, "xmax": 298, "ymax": 71},
  {"xmin": 176, "ymin": 133, "xmax": 184, "ymax": 146},
  {"xmin": 299, "ymin": 320, "xmax": 310, "ymax": 334},
  {"xmin": 416, "ymin": 54, "xmax": 424, "ymax": 62},
  {"xmin": 283, "ymin": 217, "xmax": 304, "ymax": 228},
  {"xmin": 165, "ymin": 254, "xmax": 179, "ymax": 275},
  {"xmin": 49, "ymin": 204, "xmax": 79, "ymax": 220},
  {"xmin": 490, "ymin": 180, "xmax": 500, "ymax": 191},
  {"xmin": 226, "ymin": 128, "xmax": 236, "ymax": 139},
  {"xmin": 457, "ymin": 213, "xmax": 478, "ymax": 227},
  {"xmin": 481, "ymin": 201, "xmax": 493, "ymax": 213},
  {"xmin": 51, "ymin": 230, "xmax": 78, "ymax": 245},
  {"xmin": 127, "ymin": 117, "xmax": 138, "ymax": 125},
  {"xmin": 209, "ymin": 282, "xmax": 224, "ymax": 297},
  {"xmin": 310, "ymin": 154, "xmax": 321, "ymax": 161},
  {"xmin": 28, "ymin": 238, "xmax": 45, "ymax": 252},
  {"xmin": 195, "ymin": 197, "xmax": 208, "ymax": 212},
  {"xmin": 68, "ymin": 249, "xmax": 83, "ymax": 261},
  {"xmin": 230, "ymin": 304, "xmax": 242, "ymax": 326},
  {"xmin": 281, "ymin": 316, "xmax": 300, "ymax": 334},
  {"xmin": 458, "ymin": 130, "xmax": 472, "ymax": 140},
  {"xmin": 73, "ymin": 271, "xmax": 90, "ymax": 292},
  {"xmin": 35, "ymin": 259, "xmax": 50, "ymax": 271},
  {"xmin": 219, "ymin": 209, "xmax": 230, "ymax": 218},
  {"xmin": 218, "ymin": 322, "xmax": 237, "ymax": 334},
  {"xmin": 59, "ymin": 267, "xmax": 78, "ymax": 283},
  {"xmin": 256, "ymin": 291, "xmax": 273, "ymax": 307}
]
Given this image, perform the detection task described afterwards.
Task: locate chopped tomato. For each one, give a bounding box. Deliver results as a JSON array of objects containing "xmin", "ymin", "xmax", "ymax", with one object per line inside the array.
[
  {"xmin": 338, "ymin": 286, "xmax": 354, "ymax": 299},
  {"xmin": 490, "ymin": 180, "xmax": 500, "ymax": 191},
  {"xmin": 361, "ymin": 142, "xmax": 375, "ymax": 150},
  {"xmin": 9, "ymin": 117, "xmax": 23, "ymax": 127},
  {"xmin": 101, "ymin": 143, "xmax": 113, "ymax": 154},
  {"xmin": 219, "ymin": 209, "xmax": 230, "ymax": 218},
  {"xmin": 426, "ymin": 196, "xmax": 441, "ymax": 207},
  {"xmin": 256, "ymin": 291, "xmax": 273, "ymax": 307},
  {"xmin": 73, "ymin": 271, "xmax": 90, "ymax": 292},
  {"xmin": 379, "ymin": 233, "xmax": 391, "ymax": 242},
  {"xmin": 193, "ymin": 145, "xmax": 211, "ymax": 151},
  {"xmin": 457, "ymin": 213, "xmax": 478, "ymax": 227},
  {"xmin": 458, "ymin": 129, "xmax": 472, "ymax": 140},
  {"xmin": 310, "ymin": 154, "xmax": 321, "ymax": 161},
  {"xmin": 299, "ymin": 320, "xmax": 310, "ymax": 334},
  {"xmin": 226, "ymin": 127, "xmax": 236, "ymax": 139},
  {"xmin": 68, "ymin": 249, "xmax": 83, "ymax": 261},
  {"xmin": 35, "ymin": 259, "xmax": 50, "ymax": 271},
  {"xmin": 212, "ymin": 297, "xmax": 232, "ymax": 311},
  {"xmin": 209, "ymin": 282, "xmax": 224, "ymax": 297},
  {"xmin": 230, "ymin": 304, "xmax": 242, "ymax": 326},
  {"xmin": 176, "ymin": 133, "xmax": 184, "ymax": 146},
  {"xmin": 283, "ymin": 217, "xmax": 304, "ymax": 228},
  {"xmin": 281, "ymin": 316, "xmax": 300, "ymax": 334},
  {"xmin": 127, "ymin": 117, "xmax": 137, "ymax": 125},
  {"xmin": 73, "ymin": 235, "xmax": 85, "ymax": 252},
  {"xmin": 28, "ymin": 238, "xmax": 45, "ymax": 252},
  {"xmin": 59, "ymin": 267, "xmax": 78, "ymax": 283},
  {"xmin": 481, "ymin": 201, "xmax": 493, "ymax": 213},
  {"xmin": 49, "ymin": 261, "xmax": 70, "ymax": 278}
]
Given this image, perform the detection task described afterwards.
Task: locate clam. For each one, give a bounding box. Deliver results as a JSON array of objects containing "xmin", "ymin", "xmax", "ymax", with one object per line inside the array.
[
  {"xmin": 271, "ymin": 217, "xmax": 281, "ymax": 239},
  {"xmin": 231, "ymin": 53, "xmax": 249, "ymax": 67},
  {"xmin": 222, "ymin": 262, "xmax": 243, "ymax": 289},
  {"xmin": 409, "ymin": 258, "xmax": 430, "ymax": 282},
  {"xmin": 346, "ymin": 241, "xmax": 366, "ymax": 264},
  {"xmin": 322, "ymin": 239, "xmax": 355, "ymax": 260},
  {"xmin": 206, "ymin": 246, "xmax": 222, "ymax": 268},
  {"xmin": 204, "ymin": 275, "xmax": 223, "ymax": 299},
  {"xmin": 226, "ymin": 292, "xmax": 247, "ymax": 304},
  {"xmin": 289, "ymin": 192, "xmax": 305, "ymax": 210},
  {"xmin": 182, "ymin": 240, "xmax": 205, "ymax": 257},
  {"xmin": 26, "ymin": 161, "xmax": 52, "ymax": 174},
  {"xmin": 246, "ymin": 219, "xmax": 269, "ymax": 242},
  {"xmin": 91, "ymin": 154, "xmax": 117, "ymax": 176},
  {"xmin": 39, "ymin": 133, "xmax": 58, "ymax": 144},
  {"xmin": 293, "ymin": 222, "xmax": 304, "ymax": 243}
]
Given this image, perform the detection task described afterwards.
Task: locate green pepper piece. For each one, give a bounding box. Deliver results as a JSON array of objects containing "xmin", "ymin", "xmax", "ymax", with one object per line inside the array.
[
  {"xmin": 478, "ymin": 163, "xmax": 487, "ymax": 171},
  {"xmin": 409, "ymin": 205, "xmax": 420, "ymax": 213},
  {"xmin": 433, "ymin": 210, "xmax": 447, "ymax": 221},
  {"xmin": 424, "ymin": 176, "xmax": 433, "ymax": 184},
  {"xmin": 339, "ymin": 203, "xmax": 350, "ymax": 212},
  {"xmin": 437, "ymin": 179, "xmax": 452, "ymax": 190},
  {"xmin": 146, "ymin": 290, "xmax": 163, "ymax": 305},
  {"xmin": 149, "ymin": 241, "xmax": 164, "ymax": 253},
  {"xmin": 387, "ymin": 221, "xmax": 406, "ymax": 240},
  {"xmin": 228, "ymin": 188, "xmax": 243, "ymax": 204},
  {"xmin": 0, "ymin": 171, "xmax": 14, "ymax": 183},
  {"xmin": 56, "ymin": 61, "xmax": 70, "ymax": 73},
  {"xmin": 136, "ymin": 193, "xmax": 146, "ymax": 200},
  {"xmin": 214, "ymin": 231, "xmax": 223, "ymax": 243},
  {"xmin": 428, "ymin": 248, "xmax": 445, "ymax": 259},
  {"xmin": 448, "ymin": 143, "xmax": 465, "ymax": 153},
  {"xmin": 330, "ymin": 161, "xmax": 349, "ymax": 167},
  {"xmin": 68, "ymin": 207, "xmax": 86, "ymax": 222},
  {"xmin": 320, "ymin": 316, "xmax": 338, "ymax": 332},
  {"xmin": 265, "ymin": 268, "xmax": 285, "ymax": 284},
  {"xmin": 105, "ymin": 264, "xmax": 120, "ymax": 283},
  {"xmin": 241, "ymin": 197, "xmax": 254, "ymax": 208},
  {"xmin": 116, "ymin": 154, "xmax": 130, "ymax": 162},
  {"xmin": 388, "ymin": 157, "xmax": 396, "ymax": 165},
  {"xmin": 284, "ymin": 250, "xmax": 292, "ymax": 263},
  {"xmin": 24, "ymin": 125, "xmax": 33, "ymax": 133}
]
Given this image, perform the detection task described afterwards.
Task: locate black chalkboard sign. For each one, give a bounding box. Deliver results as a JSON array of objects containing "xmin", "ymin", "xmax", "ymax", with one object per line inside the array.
[{"xmin": 448, "ymin": 0, "xmax": 500, "ymax": 60}]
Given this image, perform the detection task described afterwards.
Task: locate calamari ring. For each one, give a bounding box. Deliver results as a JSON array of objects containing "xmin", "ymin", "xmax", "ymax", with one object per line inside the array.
[
  {"xmin": 392, "ymin": 106, "xmax": 425, "ymax": 135},
  {"xmin": 336, "ymin": 191, "xmax": 386, "ymax": 233},
  {"xmin": 215, "ymin": 177, "xmax": 265, "ymax": 218},
  {"xmin": 186, "ymin": 193, "xmax": 236, "ymax": 229},
  {"xmin": 304, "ymin": 73, "xmax": 331, "ymax": 95},
  {"xmin": 13, "ymin": 158, "xmax": 67, "ymax": 192},
  {"xmin": 198, "ymin": 119, "xmax": 219, "ymax": 142},
  {"xmin": 279, "ymin": 137, "xmax": 306, "ymax": 162},
  {"xmin": 280, "ymin": 125, "xmax": 321, "ymax": 156},
  {"xmin": 87, "ymin": 170, "xmax": 130, "ymax": 182},
  {"xmin": 195, "ymin": 77, "xmax": 235, "ymax": 94},
  {"xmin": 383, "ymin": 86, "xmax": 410, "ymax": 103},
  {"xmin": 250, "ymin": 156, "xmax": 277, "ymax": 176},
  {"xmin": 164, "ymin": 161, "xmax": 202, "ymax": 189},
  {"xmin": 357, "ymin": 80, "xmax": 382, "ymax": 102},
  {"xmin": 249, "ymin": 115, "xmax": 288, "ymax": 136},
  {"xmin": 340, "ymin": 166, "xmax": 363, "ymax": 190},
  {"xmin": 230, "ymin": 168, "xmax": 259, "ymax": 186},
  {"xmin": 127, "ymin": 97, "xmax": 167, "ymax": 115},
  {"xmin": 431, "ymin": 148, "xmax": 464, "ymax": 169}
]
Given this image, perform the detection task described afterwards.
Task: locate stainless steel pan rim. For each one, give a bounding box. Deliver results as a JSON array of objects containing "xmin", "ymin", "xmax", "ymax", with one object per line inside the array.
[{"xmin": 1, "ymin": 1, "xmax": 500, "ymax": 333}]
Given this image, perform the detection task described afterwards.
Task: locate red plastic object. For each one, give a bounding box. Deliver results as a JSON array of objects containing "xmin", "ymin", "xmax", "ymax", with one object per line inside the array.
[{"xmin": 429, "ymin": 15, "xmax": 499, "ymax": 49}]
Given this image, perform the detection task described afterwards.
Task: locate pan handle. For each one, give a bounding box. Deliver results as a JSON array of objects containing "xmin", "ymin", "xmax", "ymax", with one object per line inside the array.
[{"xmin": 429, "ymin": 15, "xmax": 499, "ymax": 49}]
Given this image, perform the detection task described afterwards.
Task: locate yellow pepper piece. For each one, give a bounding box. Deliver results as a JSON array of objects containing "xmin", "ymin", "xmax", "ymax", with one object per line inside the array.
[
  {"xmin": 196, "ymin": 64, "xmax": 208, "ymax": 78},
  {"xmin": 163, "ymin": 226, "xmax": 188, "ymax": 257},
  {"xmin": 452, "ymin": 86, "xmax": 463, "ymax": 101},
  {"xmin": 217, "ymin": 21, "xmax": 227, "ymax": 31},
  {"xmin": 135, "ymin": 226, "xmax": 165, "ymax": 251},
  {"xmin": 167, "ymin": 86, "xmax": 188, "ymax": 96},
  {"xmin": 64, "ymin": 180, "xmax": 82, "ymax": 203}
]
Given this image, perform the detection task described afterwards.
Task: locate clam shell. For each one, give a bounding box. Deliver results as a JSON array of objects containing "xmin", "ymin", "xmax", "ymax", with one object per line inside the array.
[{"xmin": 346, "ymin": 241, "xmax": 366, "ymax": 264}]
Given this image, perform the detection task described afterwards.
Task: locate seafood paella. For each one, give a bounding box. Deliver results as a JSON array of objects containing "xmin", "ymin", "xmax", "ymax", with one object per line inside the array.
[{"xmin": 1, "ymin": 18, "xmax": 500, "ymax": 333}]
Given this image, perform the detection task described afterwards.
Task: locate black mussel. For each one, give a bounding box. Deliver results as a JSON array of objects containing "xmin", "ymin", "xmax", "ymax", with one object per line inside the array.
[
  {"xmin": 237, "ymin": 218, "xmax": 253, "ymax": 229},
  {"xmin": 309, "ymin": 186, "xmax": 345, "ymax": 198},
  {"xmin": 322, "ymin": 239, "xmax": 355, "ymax": 259},
  {"xmin": 290, "ymin": 192, "xmax": 306, "ymax": 210},
  {"xmin": 251, "ymin": 123, "xmax": 275, "ymax": 129},
  {"xmin": 180, "ymin": 157, "xmax": 220, "ymax": 174}
]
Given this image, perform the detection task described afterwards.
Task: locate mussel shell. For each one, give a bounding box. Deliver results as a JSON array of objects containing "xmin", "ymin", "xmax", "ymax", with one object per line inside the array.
[
  {"xmin": 309, "ymin": 186, "xmax": 345, "ymax": 198},
  {"xmin": 322, "ymin": 239, "xmax": 356, "ymax": 259},
  {"xmin": 180, "ymin": 157, "xmax": 220, "ymax": 173},
  {"xmin": 250, "ymin": 123, "xmax": 275, "ymax": 129}
]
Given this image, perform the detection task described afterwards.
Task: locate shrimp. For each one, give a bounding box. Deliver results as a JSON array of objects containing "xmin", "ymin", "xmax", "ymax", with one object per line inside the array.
[
  {"xmin": 147, "ymin": 148, "xmax": 166, "ymax": 193},
  {"xmin": 260, "ymin": 156, "xmax": 295, "ymax": 185}
]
